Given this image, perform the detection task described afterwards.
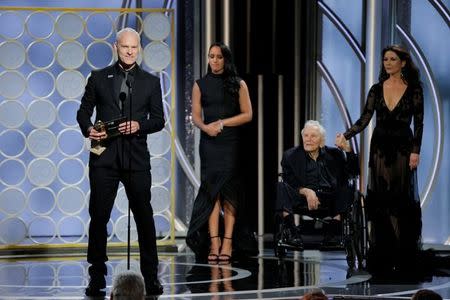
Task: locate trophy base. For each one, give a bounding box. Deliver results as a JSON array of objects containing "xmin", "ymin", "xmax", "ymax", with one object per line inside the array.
[{"xmin": 90, "ymin": 145, "xmax": 106, "ymax": 156}]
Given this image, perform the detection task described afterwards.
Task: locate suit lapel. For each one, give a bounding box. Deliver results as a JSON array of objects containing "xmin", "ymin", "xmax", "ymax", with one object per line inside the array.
[
  {"xmin": 130, "ymin": 65, "xmax": 142, "ymax": 104},
  {"xmin": 106, "ymin": 68, "xmax": 121, "ymax": 110},
  {"xmin": 293, "ymin": 147, "xmax": 306, "ymax": 187}
]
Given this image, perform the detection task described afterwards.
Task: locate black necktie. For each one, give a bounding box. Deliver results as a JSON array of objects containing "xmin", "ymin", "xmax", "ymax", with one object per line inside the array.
[{"xmin": 119, "ymin": 71, "xmax": 129, "ymax": 110}]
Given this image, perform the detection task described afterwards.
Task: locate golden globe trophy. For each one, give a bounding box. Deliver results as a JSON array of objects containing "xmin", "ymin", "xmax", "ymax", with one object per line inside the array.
[
  {"xmin": 89, "ymin": 116, "xmax": 126, "ymax": 156},
  {"xmin": 90, "ymin": 120, "xmax": 107, "ymax": 156}
]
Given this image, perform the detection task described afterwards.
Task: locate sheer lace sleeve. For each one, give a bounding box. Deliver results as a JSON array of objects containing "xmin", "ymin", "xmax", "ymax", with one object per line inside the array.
[
  {"xmin": 343, "ymin": 84, "xmax": 377, "ymax": 140},
  {"xmin": 411, "ymin": 85, "xmax": 424, "ymax": 154}
]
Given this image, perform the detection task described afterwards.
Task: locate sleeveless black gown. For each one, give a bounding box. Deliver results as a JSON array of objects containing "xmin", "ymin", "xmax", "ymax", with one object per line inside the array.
[
  {"xmin": 186, "ymin": 73, "xmax": 257, "ymax": 260},
  {"xmin": 344, "ymin": 82, "xmax": 424, "ymax": 275}
]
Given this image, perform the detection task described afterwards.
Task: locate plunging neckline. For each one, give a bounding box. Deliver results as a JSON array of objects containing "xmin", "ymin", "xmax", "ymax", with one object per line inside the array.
[{"xmin": 382, "ymin": 83, "xmax": 408, "ymax": 112}]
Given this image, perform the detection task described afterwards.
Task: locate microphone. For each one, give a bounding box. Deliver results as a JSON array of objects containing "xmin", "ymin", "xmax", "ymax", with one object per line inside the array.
[
  {"xmin": 119, "ymin": 91, "xmax": 126, "ymax": 103},
  {"xmin": 125, "ymin": 74, "xmax": 134, "ymax": 89}
]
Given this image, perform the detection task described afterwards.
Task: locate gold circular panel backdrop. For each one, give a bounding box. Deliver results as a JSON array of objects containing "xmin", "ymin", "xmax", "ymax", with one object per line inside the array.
[{"xmin": 0, "ymin": 7, "xmax": 175, "ymax": 248}]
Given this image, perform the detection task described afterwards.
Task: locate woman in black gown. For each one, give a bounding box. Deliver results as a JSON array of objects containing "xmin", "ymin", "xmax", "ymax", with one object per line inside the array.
[
  {"xmin": 186, "ymin": 43, "xmax": 254, "ymax": 262},
  {"xmin": 336, "ymin": 45, "xmax": 424, "ymax": 275}
]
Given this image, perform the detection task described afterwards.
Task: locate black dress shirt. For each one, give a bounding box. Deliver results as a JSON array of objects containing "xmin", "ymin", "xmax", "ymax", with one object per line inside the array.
[{"xmin": 304, "ymin": 148, "xmax": 335, "ymax": 192}]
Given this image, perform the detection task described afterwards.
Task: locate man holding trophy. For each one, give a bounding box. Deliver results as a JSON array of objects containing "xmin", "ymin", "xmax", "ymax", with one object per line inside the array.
[{"xmin": 76, "ymin": 27, "xmax": 165, "ymax": 297}]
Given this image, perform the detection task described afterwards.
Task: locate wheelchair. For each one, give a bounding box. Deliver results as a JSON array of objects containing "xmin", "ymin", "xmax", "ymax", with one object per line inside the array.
[{"xmin": 274, "ymin": 178, "xmax": 368, "ymax": 270}]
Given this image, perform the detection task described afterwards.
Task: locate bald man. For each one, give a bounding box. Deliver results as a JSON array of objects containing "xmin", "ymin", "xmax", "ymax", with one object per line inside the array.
[{"xmin": 77, "ymin": 27, "xmax": 164, "ymax": 296}]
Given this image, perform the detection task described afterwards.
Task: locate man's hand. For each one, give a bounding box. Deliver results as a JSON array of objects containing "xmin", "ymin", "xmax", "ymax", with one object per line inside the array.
[
  {"xmin": 89, "ymin": 127, "xmax": 107, "ymax": 141},
  {"xmin": 119, "ymin": 121, "xmax": 140, "ymax": 135},
  {"xmin": 409, "ymin": 153, "xmax": 420, "ymax": 170},
  {"xmin": 300, "ymin": 187, "xmax": 321, "ymax": 210},
  {"xmin": 335, "ymin": 133, "xmax": 351, "ymax": 152}
]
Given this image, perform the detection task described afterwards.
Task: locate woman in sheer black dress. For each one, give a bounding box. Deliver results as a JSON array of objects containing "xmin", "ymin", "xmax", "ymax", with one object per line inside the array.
[
  {"xmin": 186, "ymin": 43, "xmax": 256, "ymax": 262},
  {"xmin": 336, "ymin": 45, "xmax": 424, "ymax": 275}
]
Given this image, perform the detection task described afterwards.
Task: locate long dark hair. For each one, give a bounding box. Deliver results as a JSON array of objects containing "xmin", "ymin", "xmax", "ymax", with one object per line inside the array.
[
  {"xmin": 207, "ymin": 42, "xmax": 241, "ymax": 97},
  {"xmin": 378, "ymin": 45, "xmax": 421, "ymax": 87}
]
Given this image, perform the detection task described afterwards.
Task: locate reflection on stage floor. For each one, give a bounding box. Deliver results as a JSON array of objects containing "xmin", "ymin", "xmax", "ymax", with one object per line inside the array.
[{"xmin": 0, "ymin": 245, "xmax": 450, "ymax": 299}]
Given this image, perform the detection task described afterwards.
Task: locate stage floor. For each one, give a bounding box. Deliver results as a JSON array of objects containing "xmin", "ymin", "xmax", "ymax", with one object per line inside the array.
[{"xmin": 1, "ymin": 245, "xmax": 450, "ymax": 300}]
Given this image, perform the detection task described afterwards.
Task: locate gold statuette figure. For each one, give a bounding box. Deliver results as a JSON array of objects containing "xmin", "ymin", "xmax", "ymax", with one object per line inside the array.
[{"xmin": 90, "ymin": 120, "xmax": 107, "ymax": 156}]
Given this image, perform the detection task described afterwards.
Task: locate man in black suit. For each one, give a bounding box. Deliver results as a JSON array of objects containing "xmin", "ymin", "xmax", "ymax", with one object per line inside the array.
[
  {"xmin": 77, "ymin": 27, "xmax": 164, "ymax": 297},
  {"xmin": 275, "ymin": 120, "xmax": 359, "ymax": 248}
]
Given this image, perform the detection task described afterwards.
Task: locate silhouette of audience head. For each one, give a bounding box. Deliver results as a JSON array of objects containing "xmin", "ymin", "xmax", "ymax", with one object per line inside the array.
[
  {"xmin": 110, "ymin": 270, "xmax": 145, "ymax": 300},
  {"xmin": 302, "ymin": 288, "xmax": 328, "ymax": 300},
  {"xmin": 411, "ymin": 289, "xmax": 443, "ymax": 300}
]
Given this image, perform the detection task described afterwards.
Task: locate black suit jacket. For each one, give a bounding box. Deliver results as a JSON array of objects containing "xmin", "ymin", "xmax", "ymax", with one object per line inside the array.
[
  {"xmin": 77, "ymin": 63, "xmax": 164, "ymax": 170},
  {"xmin": 281, "ymin": 145, "xmax": 359, "ymax": 210}
]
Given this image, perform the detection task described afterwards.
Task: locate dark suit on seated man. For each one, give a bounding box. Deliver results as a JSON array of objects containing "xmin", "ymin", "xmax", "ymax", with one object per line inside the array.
[{"xmin": 275, "ymin": 120, "xmax": 359, "ymax": 248}]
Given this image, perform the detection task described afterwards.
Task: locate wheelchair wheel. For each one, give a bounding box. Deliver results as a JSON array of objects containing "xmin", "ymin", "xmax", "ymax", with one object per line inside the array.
[
  {"xmin": 343, "ymin": 191, "xmax": 368, "ymax": 269},
  {"xmin": 351, "ymin": 191, "xmax": 368, "ymax": 269},
  {"xmin": 346, "ymin": 252, "xmax": 356, "ymax": 269},
  {"xmin": 343, "ymin": 218, "xmax": 356, "ymax": 269}
]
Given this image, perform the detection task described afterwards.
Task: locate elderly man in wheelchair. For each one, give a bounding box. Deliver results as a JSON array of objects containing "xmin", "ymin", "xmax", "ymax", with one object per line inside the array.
[{"xmin": 274, "ymin": 120, "xmax": 359, "ymax": 256}]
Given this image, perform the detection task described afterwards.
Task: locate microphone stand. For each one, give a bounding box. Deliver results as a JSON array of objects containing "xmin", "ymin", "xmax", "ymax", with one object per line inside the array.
[
  {"xmin": 118, "ymin": 91, "xmax": 129, "ymax": 269},
  {"xmin": 125, "ymin": 78, "xmax": 133, "ymax": 270}
]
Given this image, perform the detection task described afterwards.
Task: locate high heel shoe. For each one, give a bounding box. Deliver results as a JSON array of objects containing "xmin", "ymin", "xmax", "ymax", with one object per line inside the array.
[
  {"xmin": 208, "ymin": 236, "xmax": 221, "ymax": 262},
  {"xmin": 218, "ymin": 236, "xmax": 232, "ymax": 263}
]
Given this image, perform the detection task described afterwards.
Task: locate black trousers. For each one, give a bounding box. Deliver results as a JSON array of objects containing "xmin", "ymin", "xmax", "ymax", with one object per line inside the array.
[
  {"xmin": 87, "ymin": 166, "xmax": 159, "ymax": 279},
  {"xmin": 276, "ymin": 181, "xmax": 342, "ymax": 217}
]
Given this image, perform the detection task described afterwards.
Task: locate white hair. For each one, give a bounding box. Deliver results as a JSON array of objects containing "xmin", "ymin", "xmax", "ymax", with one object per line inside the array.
[
  {"xmin": 116, "ymin": 27, "xmax": 141, "ymax": 43},
  {"xmin": 301, "ymin": 120, "xmax": 326, "ymax": 146}
]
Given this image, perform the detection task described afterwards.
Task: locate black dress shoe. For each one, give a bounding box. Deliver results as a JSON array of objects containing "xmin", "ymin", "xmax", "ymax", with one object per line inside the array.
[
  {"xmin": 145, "ymin": 278, "xmax": 163, "ymax": 296},
  {"xmin": 281, "ymin": 226, "xmax": 304, "ymax": 249},
  {"xmin": 85, "ymin": 275, "xmax": 106, "ymax": 297}
]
